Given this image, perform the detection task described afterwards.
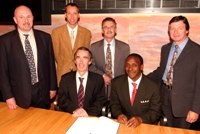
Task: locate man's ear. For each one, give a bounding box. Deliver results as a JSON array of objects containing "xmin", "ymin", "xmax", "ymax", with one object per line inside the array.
[
  {"xmin": 88, "ymin": 60, "xmax": 92, "ymax": 65},
  {"xmin": 141, "ymin": 64, "xmax": 144, "ymax": 71}
]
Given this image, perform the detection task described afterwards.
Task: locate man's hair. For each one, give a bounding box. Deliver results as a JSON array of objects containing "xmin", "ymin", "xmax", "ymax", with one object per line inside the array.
[
  {"xmin": 169, "ymin": 15, "xmax": 190, "ymax": 31},
  {"xmin": 126, "ymin": 53, "xmax": 144, "ymax": 65},
  {"xmin": 101, "ymin": 17, "xmax": 117, "ymax": 37},
  {"xmin": 65, "ymin": 3, "xmax": 80, "ymax": 13},
  {"xmin": 74, "ymin": 47, "xmax": 92, "ymax": 60},
  {"xmin": 101, "ymin": 17, "xmax": 117, "ymax": 28}
]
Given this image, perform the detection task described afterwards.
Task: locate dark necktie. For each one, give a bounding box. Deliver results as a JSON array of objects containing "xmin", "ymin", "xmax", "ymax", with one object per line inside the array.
[
  {"xmin": 105, "ymin": 44, "xmax": 112, "ymax": 78},
  {"xmin": 131, "ymin": 83, "xmax": 137, "ymax": 106},
  {"xmin": 166, "ymin": 45, "xmax": 179, "ymax": 87},
  {"xmin": 24, "ymin": 34, "xmax": 37, "ymax": 85},
  {"xmin": 78, "ymin": 77, "xmax": 84, "ymax": 108}
]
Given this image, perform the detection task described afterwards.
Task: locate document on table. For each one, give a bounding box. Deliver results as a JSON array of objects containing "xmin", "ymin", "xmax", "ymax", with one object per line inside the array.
[{"xmin": 66, "ymin": 116, "xmax": 120, "ymax": 134}]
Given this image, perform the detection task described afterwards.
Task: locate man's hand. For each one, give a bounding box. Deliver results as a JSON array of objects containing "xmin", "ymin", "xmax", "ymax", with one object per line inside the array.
[
  {"xmin": 117, "ymin": 114, "xmax": 128, "ymax": 124},
  {"xmin": 126, "ymin": 116, "xmax": 142, "ymax": 128},
  {"xmin": 50, "ymin": 90, "xmax": 56, "ymax": 99},
  {"xmin": 103, "ymin": 74, "xmax": 112, "ymax": 85},
  {"xmin": 186, "ymin": 111, "xmax": 199, "ymax": 123},
  {"xmin": 6, "ymin": 97, "xmax": 17, "ymax": 109},
  {"xmin": 72, "ymin": 108, "xmax": 88, "ymax": 117}
]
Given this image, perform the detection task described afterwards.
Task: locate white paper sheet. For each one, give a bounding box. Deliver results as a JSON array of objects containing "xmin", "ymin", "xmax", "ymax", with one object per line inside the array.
[{"xmin": 66, "ymin": 116, "xmax": 119, "ymax": 134}]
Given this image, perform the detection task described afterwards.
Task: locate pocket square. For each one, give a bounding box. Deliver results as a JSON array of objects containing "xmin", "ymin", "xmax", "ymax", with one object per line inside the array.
[{"xmin": 140, "ymin": 100, "xmax": 149, "ymax": 103}]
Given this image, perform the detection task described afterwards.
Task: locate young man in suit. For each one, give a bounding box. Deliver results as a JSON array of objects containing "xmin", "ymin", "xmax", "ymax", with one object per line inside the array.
[
  {"xmin": 58, "ymin": 47, "xmax": 106, "ymax": 117},
  {"xmin": 51, "ymin": 3, "xmax": 91, "ymax": 85},
  {"xmin": 148, "ymin": 16, "xmax": 200, "ymax": 129},
  {"xmin": 0, "ymin": 5, "xmax": 57, "ymax": 109},
  {"xmin": 90, "ymin": 17, "xmax": 130, "ymax": 99},
  {"xmin": 110, "ymin": 53, "xmax": 161, "ymax": 128}
]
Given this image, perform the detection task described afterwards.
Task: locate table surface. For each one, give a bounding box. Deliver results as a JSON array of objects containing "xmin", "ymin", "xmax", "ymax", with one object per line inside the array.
[{"xmin": 0, "ymin": 102, "xmax": 199, "ymax": 134}]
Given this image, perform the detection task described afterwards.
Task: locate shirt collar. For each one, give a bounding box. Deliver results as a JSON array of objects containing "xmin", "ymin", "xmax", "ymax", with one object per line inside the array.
[
  {"xmin": 128, "ymin": 73, "xmax": 142, "ymax": 89},
  {"xmin": 76, "ymin": 71, "xmax": 88, "ymax": 79},
  {"xmin": 67, "ymin": 24, "xmax": 78, "ymax": 32},
  {"xmin": 104, "ymin": 39, "xmax": 115, "ymax": 47},
  {"xmin": 172, "ymin": 37, "xmax": 188, "ymax": 51}
]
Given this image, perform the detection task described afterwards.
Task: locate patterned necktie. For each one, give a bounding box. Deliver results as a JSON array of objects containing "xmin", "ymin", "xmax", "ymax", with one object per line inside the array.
[
  {"xmin": 166, "ymin": 45, "xmax": 179, "ymax": 87},
  {"xmin": 131, "ymin": 83, "xmax": 137, "ymax": 106},
  {"xmin": 70, "ymin": 30, "xmax": 75, "ymax": 48},
  {"xmin": 78, "ymin": 77, "xmax": 84, "ymax": 108},
  {"xmin": 24, "ymin": 34, "xmax": 37, "ymax": 85},
  {"xmin": 105, "ymin": 44, "xmax": 112, "ymax": 78}
]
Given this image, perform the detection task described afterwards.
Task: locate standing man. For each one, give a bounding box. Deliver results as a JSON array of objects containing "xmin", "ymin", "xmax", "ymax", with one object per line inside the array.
[
  {"xmin": 51, "ymin": 3, "xmax": 91, "ymax": 85},
  {"xmin": 110, "ymin": 53, "xmax": 161, "ymax": 128},
  {"xmin": 148, "ymin": 16, "xmax": 200, "ymax": 129},
  {"xmin": 0, "ymin": 5, "xmax": 57, "ymax": 109},
  {"xmin": 58, "ymin": 47, "xmax": 105, "ymax": 117},
  {"xmin": 90, "ymin": 17, "xmax": 130, "ymax": 98}
]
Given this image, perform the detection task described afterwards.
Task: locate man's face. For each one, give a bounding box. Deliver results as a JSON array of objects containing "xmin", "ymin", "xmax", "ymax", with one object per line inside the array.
[
  {"xmin": 65, "ymin": 5, "xmax": 80, "ymax": 28},
  {"xmin": 13, "ymin": 6, "xmax": 33, "ymax": 32},
  {"xmin": 102, "ymin": 21, "xmax": 116, "ymax": 40},
  {"xmin": 75, "ymin": 50, "xmax": 91, "ymax": 74},
  {"xmin": 125, "ymin": 57, "xmax": 143, "ymax": 81},
  {"xmin": 169, "ymin": 20, "xmax": 189, "ymax": 45}
]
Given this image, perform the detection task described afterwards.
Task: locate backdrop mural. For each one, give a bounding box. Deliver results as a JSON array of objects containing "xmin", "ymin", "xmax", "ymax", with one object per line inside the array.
[{"xmin": 1, "ymin": 13, "xmax": 200, "ymax": 74}]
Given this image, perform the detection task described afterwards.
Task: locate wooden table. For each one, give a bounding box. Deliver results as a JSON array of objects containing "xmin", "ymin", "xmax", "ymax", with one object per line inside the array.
[{"xmin": 0, "ymin": 102, "xmax": 199, "ymax": 134}]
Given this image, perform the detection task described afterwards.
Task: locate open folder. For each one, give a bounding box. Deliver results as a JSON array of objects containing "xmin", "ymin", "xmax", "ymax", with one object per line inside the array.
[{"xmin": 66, "ymin": 116, "xmax": 120, "ymax": 134}]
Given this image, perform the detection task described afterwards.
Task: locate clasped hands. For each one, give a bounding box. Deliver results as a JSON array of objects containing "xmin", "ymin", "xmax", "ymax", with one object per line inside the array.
[
  {"xmin": 72, "ymin": 108, "xmax": 88, "ymax": 117},
  {"xmin": 117, "ymin": 114, "xmax": 142, "ymax": 128}
]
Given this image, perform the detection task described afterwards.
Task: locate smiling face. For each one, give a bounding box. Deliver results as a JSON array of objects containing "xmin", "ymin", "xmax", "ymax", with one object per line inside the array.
[
  {"xmin": 74, "ymin": 49, "xmax": 92, "ymax": 75},
  {"xmin": 125, "ymin": 56, "xmax": 143, "ymax": 81},
  {"xmin": 102, "ymin": 20, "xmax": 116, "ymax": 41},
  {"xmin": 168, "ymin": 20, "xmax": 189, "ymax": 45},
  {"xmin": 65, "ymin": 5, "xmax": 80, "ymax": 28}
]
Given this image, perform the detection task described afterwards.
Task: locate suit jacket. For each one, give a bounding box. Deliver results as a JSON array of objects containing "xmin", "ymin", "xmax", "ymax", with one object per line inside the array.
[
  {"xmin": 110, "ymin": 74, "xmax": 161, "ymax": 124},
  {"xmin": 58, "ymin": 71, "xmax": 106, "ymax": 116},
  {"xmin": 0, "ymin": 29, "xmax": 57, "ymax": 108},
  {"xmin": 51, "ymin": 24, "xmax": 91, "ymax": 84},
  {"xmin": 89, "ymin": 39, "xmax": 130, "ymax": 77},
  {"xmin": 148, "ymin": 38, "xmax": 200, "ymax": 117}
]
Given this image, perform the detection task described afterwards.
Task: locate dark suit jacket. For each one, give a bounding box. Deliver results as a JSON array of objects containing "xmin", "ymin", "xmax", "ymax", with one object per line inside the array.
[
  {"xmin": 148, "ymin": 39, "xmax": 200, "ymax": 117},
  {"xmin": 89, "ymin": 39, "xmax": 130, "ymax": 77},
  {"xmin": 58, "ymin": 71, "xmax": 106, "ymax": 116},
  {"xmin": 110, "ymin": 74, "xmax": 161, "ymax": 124},
  {"xmin": 0, "ymin": 29, "xmax": 57, "ymax": 108}
]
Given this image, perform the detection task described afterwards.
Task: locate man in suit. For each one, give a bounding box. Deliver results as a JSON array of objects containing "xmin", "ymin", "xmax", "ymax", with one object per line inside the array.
[
  {"xmin": 90, "ymin": 17, "xmax": 130, "ymax": 98},
  {"xmin": 110, "ymin": 53, "xmax": 161, "ymax": 128},
  {"xmin": 0, "ymin": 5, "xmax": 57, "ymax": 109},
  {"xmin": 148, "ymin": 16, "xmax": 200, "ymax": 129},
  {"xmin": 51, "ymin": 3, "xmax": 91, "ymax": 85},
  {"xmin": 58, "ymin": 47, "xmax": 106, "ymax": 117}
]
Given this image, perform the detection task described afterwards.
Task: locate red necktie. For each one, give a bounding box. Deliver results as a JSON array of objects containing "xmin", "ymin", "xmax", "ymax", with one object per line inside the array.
[
  {"xmin": 78, "ymin": 77, "xmax": 84, "ymax": 108},
  {"xmin": 131, "ymin": 83, "xmax": 137, "ymax": 106}
]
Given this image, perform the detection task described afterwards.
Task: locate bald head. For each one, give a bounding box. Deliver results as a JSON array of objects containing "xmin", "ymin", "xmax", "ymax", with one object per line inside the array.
[{"xmin": 13, "ymin": 5, "xmax": 33, "ymax": 33}]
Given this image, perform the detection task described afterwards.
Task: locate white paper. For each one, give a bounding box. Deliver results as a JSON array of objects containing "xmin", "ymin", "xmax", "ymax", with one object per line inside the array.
[{"xmin": 66, "ymin": 116, "xmax": 119, "ymax": 134}]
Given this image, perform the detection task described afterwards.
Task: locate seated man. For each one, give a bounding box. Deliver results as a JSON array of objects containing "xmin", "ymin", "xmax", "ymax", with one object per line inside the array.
[
  {"xmin": 58, "ymin": 47, "xmax": 106, "ymax": 117},
  {"xmin": 110, "ymin": 53, "xmax": 161, "ymax": 128}
]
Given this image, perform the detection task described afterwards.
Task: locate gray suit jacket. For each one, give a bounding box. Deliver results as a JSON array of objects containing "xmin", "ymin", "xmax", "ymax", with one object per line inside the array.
[
  {"xmin": 89, "ymin": 39, "xmax": 130, "ymax": 78},
  {"xmin": 148, "ymin": 38, "xmax": 200, "ymax": 117}
]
